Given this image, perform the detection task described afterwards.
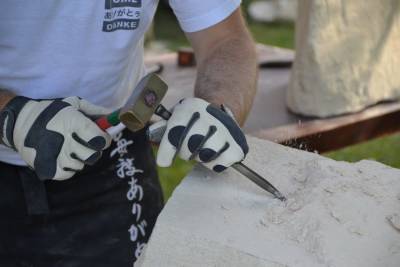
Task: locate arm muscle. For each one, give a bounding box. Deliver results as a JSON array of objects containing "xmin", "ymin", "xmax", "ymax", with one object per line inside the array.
[{"xmin": 186, "ymin": 8, "xmax": 258, "ymax": 125}]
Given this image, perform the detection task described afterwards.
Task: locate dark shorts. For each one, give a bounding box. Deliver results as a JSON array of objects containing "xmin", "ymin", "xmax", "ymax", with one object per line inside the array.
[{"xmin": 0, "ymin": 128, "xmax": 164, "ymax": 267}]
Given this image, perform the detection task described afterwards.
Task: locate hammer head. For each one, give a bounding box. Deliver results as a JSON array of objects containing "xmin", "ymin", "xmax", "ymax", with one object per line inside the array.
[{"xmin": 119, "ymin": 73, "xmax": 168, "ymax": 132}]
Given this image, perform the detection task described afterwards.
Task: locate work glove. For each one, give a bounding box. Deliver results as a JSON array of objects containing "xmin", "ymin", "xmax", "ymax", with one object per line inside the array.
[
  {"xmin": 0, "ymin": 96, "xmax": 112, "ymax": 180},
  {"xmin": 156, "ymin": 98, "xmax": 249, "ymax": 172}
]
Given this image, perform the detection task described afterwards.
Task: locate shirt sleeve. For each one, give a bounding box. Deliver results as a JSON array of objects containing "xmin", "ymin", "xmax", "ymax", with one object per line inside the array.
[{"xmin": 169, "ymin": 0, "xmax": 241, "ymax": 33}]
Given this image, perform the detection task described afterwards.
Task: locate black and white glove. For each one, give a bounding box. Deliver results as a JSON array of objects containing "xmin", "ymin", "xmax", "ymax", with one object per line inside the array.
[
  {"xmin": 157, "ymin": 98, "xmax": 249, "ymax": 172},
  {"xmin": 0, "ymin": 96, "xmax": 112, "ymax": 180}
]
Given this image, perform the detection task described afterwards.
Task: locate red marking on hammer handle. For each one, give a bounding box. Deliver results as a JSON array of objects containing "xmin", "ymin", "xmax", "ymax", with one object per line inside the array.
[{"xmin": 95, "ymin": 109, "xmax": 121, "ymax": 131}]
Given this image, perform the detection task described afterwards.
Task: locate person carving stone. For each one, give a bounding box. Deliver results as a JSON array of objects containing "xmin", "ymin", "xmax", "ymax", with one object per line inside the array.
[{"xmin": 0, "ymin": 0, "xmax": 257, "ymax": 266}]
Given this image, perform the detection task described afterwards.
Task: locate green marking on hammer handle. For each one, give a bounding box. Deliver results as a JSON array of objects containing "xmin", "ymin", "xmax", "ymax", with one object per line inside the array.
[{"xmin": 106, "ymin": 109, "xmax": 121, "ymax": 126}]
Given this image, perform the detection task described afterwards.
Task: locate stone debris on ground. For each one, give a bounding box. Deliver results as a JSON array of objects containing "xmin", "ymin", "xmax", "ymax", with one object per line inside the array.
[{"xmin": 136, "ymin": 136, "xmax": 400, "ymax": 267}]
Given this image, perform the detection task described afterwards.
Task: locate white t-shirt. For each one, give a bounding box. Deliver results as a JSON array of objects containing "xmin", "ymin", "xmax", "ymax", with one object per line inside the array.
[{"xmin": 0, "ymin": 0, "xmax": 241, "ymax": 165}]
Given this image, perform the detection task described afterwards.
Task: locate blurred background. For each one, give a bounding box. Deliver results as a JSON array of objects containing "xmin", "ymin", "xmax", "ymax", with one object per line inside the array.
[{"xmin": 148, "ymin": 0, "xmax": 400, "ymax": 201}]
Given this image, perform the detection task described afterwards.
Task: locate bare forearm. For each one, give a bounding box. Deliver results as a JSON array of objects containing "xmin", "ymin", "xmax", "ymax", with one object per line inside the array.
[
  {"xmin": 0, "ymin": 89, "xmax": 15, "ymax": 111},
  {"xmin": 194, "ymin": 35, "xmax": 257, "ymax": 125}
]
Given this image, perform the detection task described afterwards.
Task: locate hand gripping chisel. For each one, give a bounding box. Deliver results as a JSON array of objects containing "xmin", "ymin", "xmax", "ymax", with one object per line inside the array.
[{"xmin": 95, "ymin": 73, "xmax": 286, "ymax": 201}]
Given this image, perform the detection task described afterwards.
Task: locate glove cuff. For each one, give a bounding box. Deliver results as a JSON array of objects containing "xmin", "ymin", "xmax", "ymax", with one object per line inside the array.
[{"xmin": 0, "ymin": 96, "xmax": 30, "ymax": 149}]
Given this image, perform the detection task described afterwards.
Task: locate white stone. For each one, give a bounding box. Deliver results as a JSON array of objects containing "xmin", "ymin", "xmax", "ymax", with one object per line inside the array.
[
  {"xmin": 248, "ymin": 0, "xmax": 298, "ymax": 22},
  {"xmin": 137, "ymin": 137, "xmax": 400, "ymax": 267},
  {"xmin": 287, "ymin": 0, "xmax": 400, "ymax": 117}
]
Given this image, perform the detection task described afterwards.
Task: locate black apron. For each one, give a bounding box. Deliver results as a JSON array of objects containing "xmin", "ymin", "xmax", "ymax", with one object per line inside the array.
[{"xmin": 0, "ymin": 127, "xmax": 164, "ymax": 267}]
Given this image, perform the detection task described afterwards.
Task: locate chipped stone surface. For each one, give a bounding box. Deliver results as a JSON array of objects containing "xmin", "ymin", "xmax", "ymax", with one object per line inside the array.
[
  {"xmin": 137, "ymin": 137, "xmax": 400, "ymax": 267},
  {"xmin": 387, "ymin": 214, "xmax": 400, "ymax": 233},
  {"xmin": 287, "ymin": 0, "xmax": 400, "ymax": 117}
]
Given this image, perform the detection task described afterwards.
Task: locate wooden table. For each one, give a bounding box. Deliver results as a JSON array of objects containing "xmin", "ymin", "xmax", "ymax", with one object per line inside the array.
[{"xmin": 145, "ymin": 45, "xmax": 400, "ymax": 153}]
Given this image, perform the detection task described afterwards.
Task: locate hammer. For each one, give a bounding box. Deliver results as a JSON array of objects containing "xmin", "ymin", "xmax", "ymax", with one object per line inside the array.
[
  {"xmin": 96, "ymin": 73, "xmax": 286, "ymax": 201},
  {"xmin": 95, "ymin": 73, "xmax": 169, "ymax": 135}
]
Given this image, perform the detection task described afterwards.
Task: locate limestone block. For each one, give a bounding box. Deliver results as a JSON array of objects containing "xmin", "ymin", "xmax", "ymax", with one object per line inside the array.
[
  {"xmin": 287, "ymin": 0, "xmax": 400, "ymax": 117},
  {"xmin": 137, "ymin": 136, "xmax": 400, "ymax": 267}
]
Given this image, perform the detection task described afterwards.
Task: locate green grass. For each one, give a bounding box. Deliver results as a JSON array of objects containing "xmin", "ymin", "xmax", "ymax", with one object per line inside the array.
[
  {"xmin": 152, "ymin": 5, "xmax": 400, "ymax": 202},
  {"xmin": 156, "ymin": 154, "xmax": 194, "ymax": 201},
  {"xmin": 248, "ymin": 21, "xmax": 294, "ymax": 49},
  {"xmin": 324, "ymin": 133, "xmax": 400, "ymax": 168}
]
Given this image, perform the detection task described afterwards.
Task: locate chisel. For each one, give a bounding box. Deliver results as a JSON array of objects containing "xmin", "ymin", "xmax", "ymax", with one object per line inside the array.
[{"xmin": 150, "ymin": 105, "xmax": 287, "ymax": 201}]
